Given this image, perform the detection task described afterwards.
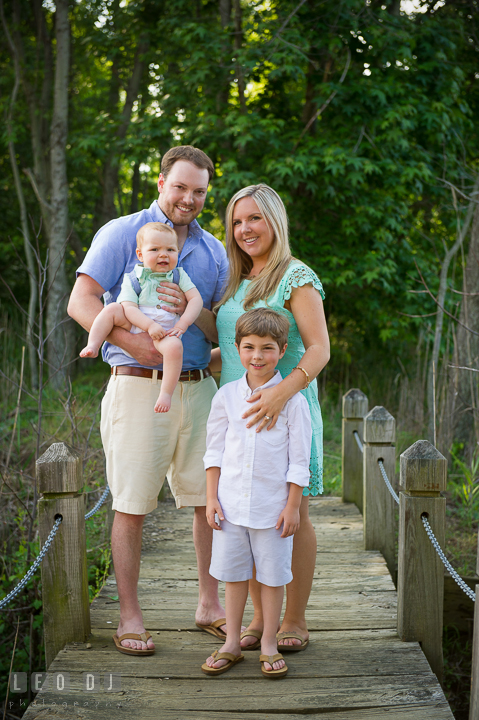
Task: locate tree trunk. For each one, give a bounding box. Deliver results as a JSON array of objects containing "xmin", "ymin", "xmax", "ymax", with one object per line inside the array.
[
  {"xmin": 427, "ymin": 177, "xmax": 479, "ymax": 443},
  {"xmin": 0, "ymin": 0, "xmax": 38, "ymax": 389},
  {"xmin": 454, "ymin": 203, "xmax": 479, "ymax": 454},
  {"xmin": 233, "ymin": 0, "xmax": 246, "ymax": 113},
  {"xmin": 95, "ymin": 36, "xmax": 149, "ymax": 231},
  {"xmin": 47, "ymin": 0, "xmax": 73, "ymax": 387}
]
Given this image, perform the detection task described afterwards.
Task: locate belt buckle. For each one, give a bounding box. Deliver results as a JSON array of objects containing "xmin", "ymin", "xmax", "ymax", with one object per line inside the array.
[{"xmin": 187, "ymin": 370, "xmax": 194, "ymax": 382}]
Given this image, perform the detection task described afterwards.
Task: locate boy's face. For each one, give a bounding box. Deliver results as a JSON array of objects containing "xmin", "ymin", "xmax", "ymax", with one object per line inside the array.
[
  {"xmin": 136, "ymin": 230, "xmax": 179, "ymax": 273},
  {"xmin": 236, "ymin": 334, "xmax": 287, "ymax": 385}
]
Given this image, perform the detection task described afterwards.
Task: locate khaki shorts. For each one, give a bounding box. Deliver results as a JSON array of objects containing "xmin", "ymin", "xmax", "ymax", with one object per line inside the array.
[{"xmin": 100, "ymin": 372, "xmax": 217, "ymax": 514}]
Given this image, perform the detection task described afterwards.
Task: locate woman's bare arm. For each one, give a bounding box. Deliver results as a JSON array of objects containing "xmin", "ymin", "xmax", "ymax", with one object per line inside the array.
[{"xmin": 243, "ymin": 284, "xmax": 330, "ymax": 430}]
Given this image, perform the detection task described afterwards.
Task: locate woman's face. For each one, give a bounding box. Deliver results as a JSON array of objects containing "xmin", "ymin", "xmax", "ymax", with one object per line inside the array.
[{"xmin": 232, "ymin": 196, "xmax": 275, "ymax": 266}]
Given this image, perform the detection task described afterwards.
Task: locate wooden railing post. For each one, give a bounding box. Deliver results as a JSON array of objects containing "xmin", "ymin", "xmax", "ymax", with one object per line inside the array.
[
  {"xmin": 397, "ymin": 440, "xmax": 446, "ymax": 684},
  {"xmin": 342, "ymin": 389, "xmax": 368, "ymax": 512},
  {"xmin": 37, "ymin": 442, "xmax": 90, "ymax": 667},
  {"xmin": 363, "ymin": 406, "xmax": 396, "ymax": 576},
  {"xmin": 470, "ymin": 532, "xmax": 479, "ymax": 719}
]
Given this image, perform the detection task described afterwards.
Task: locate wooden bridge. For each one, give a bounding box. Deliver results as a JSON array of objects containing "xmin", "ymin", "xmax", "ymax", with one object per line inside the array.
[{"xmin": 23, "ymin": 497, "xmax": 453, "ymax": 718}]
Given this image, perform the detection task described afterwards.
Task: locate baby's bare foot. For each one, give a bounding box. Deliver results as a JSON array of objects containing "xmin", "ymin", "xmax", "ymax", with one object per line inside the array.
[
  {"xmin": 154, "ymin": 392, "xmax": 172, "ymax": 413},
  {"xmin": 80, "ymin": 345, "xmax": 99, "ymax": 358}
]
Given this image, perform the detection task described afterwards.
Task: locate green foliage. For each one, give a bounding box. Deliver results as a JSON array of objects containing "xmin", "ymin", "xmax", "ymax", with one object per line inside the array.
[{"xmin": 449, "ymin": 445, "xmax": 479, "ymax": 526}]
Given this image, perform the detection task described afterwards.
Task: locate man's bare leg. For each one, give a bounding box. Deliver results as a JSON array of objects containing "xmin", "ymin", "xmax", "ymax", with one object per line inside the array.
[
  {"xmin": 112, "ymin": 511, "xmax": 155, "ymax": 651},
  {"xmin": 193, "ymin": 506, "xmax": 226, "ymax": 632}
]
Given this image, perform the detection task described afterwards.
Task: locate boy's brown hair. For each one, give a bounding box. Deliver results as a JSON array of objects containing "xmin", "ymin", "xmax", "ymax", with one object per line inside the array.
[
  {"xmin": 235, "ymin": 308, "xmax": 290, "ymax": 350},
  {"xmin": 161, "ymin": 146, "xmax": 215, "ymax": 182},
  {"xmin": 136, "ymin": 222, "xmax": 178, "ymax": 249}
]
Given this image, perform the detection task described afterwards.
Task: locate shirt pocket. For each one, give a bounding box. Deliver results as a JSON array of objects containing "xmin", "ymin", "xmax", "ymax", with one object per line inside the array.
[{"xmin": 261, "ymin": 416, "xmax": 288, "ymax": 446}]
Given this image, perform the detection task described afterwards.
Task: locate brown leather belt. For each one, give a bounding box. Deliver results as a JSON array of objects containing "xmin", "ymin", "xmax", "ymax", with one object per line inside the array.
[{"xmin": 111, "ymin": 366, "xmax": 212, "ymax": 382}]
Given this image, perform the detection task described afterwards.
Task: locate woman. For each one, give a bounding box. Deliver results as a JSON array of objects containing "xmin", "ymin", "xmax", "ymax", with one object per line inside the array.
[{"xmin": 214, "ymin": 183, "xmax": 330, "ymax": 651}]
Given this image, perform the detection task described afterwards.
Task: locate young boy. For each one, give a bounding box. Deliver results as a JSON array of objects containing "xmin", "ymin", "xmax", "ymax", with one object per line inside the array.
[
  {"xmin": 201, "ymin": 308, "xmax": 312, "ymax": 679},
  {"xmin": 80, "ymin": 222, "xmax": 203, "ymax": 412}
]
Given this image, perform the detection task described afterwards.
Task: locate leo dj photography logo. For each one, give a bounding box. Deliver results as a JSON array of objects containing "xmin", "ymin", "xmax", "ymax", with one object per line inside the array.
[{"xmin": 10, "ymin": 672, "xmax": 121, "ymax": 693}]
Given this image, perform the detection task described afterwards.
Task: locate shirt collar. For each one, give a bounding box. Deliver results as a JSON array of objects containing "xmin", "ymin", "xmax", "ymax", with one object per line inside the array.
[
  {"xmin": 134, "ymin": 263, "xmax": 169, "ymax": 280},
  {"xmin": 150, "ymin": 200, "xmax": 203, "ymax": 239},
  {"xmin": 239, "ymin": 370, "xmax": 283, "ymax": 398}
]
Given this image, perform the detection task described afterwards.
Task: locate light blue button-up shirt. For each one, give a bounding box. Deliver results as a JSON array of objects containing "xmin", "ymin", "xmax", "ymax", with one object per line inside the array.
[{"xmin": 76, "ymin": 200, "xmax": 228, "ymax": 370}]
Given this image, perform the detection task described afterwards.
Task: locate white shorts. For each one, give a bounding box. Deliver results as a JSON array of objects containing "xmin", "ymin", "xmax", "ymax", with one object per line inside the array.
[
  {"xmin": 209, "ymin": 518, "xmax": 293, "ymax": 587},
  {"xmin": 130, "ymin": 305, "xmax": 179, "ymax": 334}
]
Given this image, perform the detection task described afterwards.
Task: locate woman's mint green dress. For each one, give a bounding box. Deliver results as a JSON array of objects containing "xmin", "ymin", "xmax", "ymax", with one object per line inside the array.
[{"xmin": 216, "ymin": 261, "xmax": 325, "ymax": 495}]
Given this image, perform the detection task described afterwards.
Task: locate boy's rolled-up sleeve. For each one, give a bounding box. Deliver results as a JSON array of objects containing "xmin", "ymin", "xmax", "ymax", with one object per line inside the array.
[
  {"xmin": 203, "ymin": 391, "xmax": 228, "ymax": 470},
  {"xmin": 286, "ymin": 395, "xmax": 312, "ymax": 487}
]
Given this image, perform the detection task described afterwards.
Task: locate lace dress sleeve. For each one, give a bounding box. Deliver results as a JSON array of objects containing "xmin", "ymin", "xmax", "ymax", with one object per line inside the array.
[{"xmin": 283, "ymin": 263, "xmax": 325, "ymax": 302}]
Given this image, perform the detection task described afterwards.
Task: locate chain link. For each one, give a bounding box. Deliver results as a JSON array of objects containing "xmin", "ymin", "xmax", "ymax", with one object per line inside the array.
[
  {"xmin": 85, "ymin": 485, "xmax": 110, "ymax": 520},
  {"xmin": 353, "ymin": 430, "xmax": 364, "ymax": 453},
  {"xmin": 0, "ymin": 517, "xmax": 63, "ymax": 611},
  {"xmin": 378, "ymin": 459, "xmax": 399, "ymax": 504},
  {"xmin": 0, "ymin": 483, "xmax": 110, "ymax": 610},
  {"xmin": 421, "ymin": 515, "xmax": 476, "ymax": 602}
]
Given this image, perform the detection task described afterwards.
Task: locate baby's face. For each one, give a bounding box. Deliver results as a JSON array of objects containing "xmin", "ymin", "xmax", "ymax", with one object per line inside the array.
[{"xmin": 136, "ymin": 230, "xmax": 179, "ymax": 273}]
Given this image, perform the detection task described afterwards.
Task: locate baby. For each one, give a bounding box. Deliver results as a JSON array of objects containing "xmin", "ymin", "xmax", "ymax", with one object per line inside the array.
[{"xmin": 80, "ymin": 222, "xmax": 203, "ymax": 412}]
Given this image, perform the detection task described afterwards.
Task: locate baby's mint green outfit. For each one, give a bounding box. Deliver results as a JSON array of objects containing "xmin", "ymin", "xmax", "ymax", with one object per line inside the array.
[
  {"xmin": 216, "ymin": 261, "xmax": 325, "ymax": 496},
  {"xmin": 117, "ymin": 265, "xmax": 196, "ymax": 306}
]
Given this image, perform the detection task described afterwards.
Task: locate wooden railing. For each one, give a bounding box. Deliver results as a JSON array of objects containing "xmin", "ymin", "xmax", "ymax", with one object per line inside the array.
[{"xmin": 341, "ymin": 388, "xmax": 474, "ymax": 689}]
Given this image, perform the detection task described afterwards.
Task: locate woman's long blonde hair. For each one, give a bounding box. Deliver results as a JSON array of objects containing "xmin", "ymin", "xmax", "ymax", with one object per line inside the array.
[{"xmin": 215, "ymin": 184, "xmax": 293, "ymax": 312}]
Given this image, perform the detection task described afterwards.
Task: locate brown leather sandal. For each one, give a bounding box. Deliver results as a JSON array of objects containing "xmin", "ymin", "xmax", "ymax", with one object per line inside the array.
[
  {"xmin": 260, "ymin": 653, "xmax": 288, "ymax": 679},
  {"xmin": 112, "ymin": 631, "xmax": 155, "ymax": 656}
]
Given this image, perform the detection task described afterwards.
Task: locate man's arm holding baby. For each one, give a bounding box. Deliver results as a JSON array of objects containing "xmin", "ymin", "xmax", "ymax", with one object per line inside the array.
[
  {"xmin": 206, "ymin": 467, "xmax": 224, "ymax": 530},
  {"xmin": 157, "ymin": 281, "xmax": 218, "ymax": 343},
  {"xmin": 169, "ymin": 287, "xmax": 204, "ymax": 338},
  {"xmin": 68, "ymin": 274, "xmax": 163, "ymax": 366}
]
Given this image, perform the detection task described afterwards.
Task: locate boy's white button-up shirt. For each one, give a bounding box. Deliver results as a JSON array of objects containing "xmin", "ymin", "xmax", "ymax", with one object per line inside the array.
[{"xmin": 203, "ymin": 371, "xmax": 312, "ymax": 529}]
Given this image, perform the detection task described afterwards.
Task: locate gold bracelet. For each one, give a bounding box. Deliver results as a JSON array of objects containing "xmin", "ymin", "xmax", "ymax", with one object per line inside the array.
[{"xmin": 294, "ymin": 365, "xmax": 310, "ymax": 388}]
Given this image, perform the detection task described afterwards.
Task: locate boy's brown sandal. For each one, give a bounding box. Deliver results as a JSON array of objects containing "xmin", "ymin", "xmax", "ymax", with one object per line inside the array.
[
  {"xmin": 259, "ymin": 653, "xmax": 288, "ymax": 679},
  {"xmin": 201, "ymin": 650, "xmax": 244, "ymax": 676}
]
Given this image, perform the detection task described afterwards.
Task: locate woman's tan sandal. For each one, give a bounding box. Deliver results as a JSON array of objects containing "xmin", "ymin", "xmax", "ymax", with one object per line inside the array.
[
  {"xmin": 260, "ymin": 653, "xmax": 288, "ymax": 679},
  {"xmin": 201, "ymin": 650, "xmax": 244, "ymax": 676},
  {"xmin": 240, "ymin": 628, "xmax": 262, "ymax": 651},
  {"xmin": 276, "ymin": 631, "xmax": 309, "ymax": 652},
  {"xmin": 113, "ymin": 632, "xmax": 155, "ymax": 656},
  {"xmin": 195, "ymin": 618, "xmax": 227, "ymax": 639}
]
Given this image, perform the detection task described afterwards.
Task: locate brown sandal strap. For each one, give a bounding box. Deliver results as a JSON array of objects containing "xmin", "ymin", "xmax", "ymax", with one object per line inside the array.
[
  {"xmin": 240, "ymin": 629, "xmax": 262, "ymax": 641},
  {"xmin": 260, "ymin": 653, "xmax": 284, "ymax": 664},
  {"xmin": 117, "ymin": 631, "xmax": 151, "ymax": 643},
  {"xmin": 276, "ymin": 631, "xmax": 304, "ymax": 642}
]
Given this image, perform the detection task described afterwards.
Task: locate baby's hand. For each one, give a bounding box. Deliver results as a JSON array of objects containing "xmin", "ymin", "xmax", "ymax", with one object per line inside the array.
[
  {"xmin": 206, "ymin": 499, "xmax": 224, "ymax": 530},
  {"xmin": 148, "ymin": 322, "xmax": 166, "ymax": 341},
  {"xmin": 276, "ymin": 506, "xmax": 300, "ymax": 538},
  {"xmin": 168, "ymin": 323, "xmax": 187, "ymax": 339}
]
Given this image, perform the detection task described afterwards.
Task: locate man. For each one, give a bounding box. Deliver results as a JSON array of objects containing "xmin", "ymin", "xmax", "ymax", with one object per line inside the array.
[{"xmin": 68, "ymin": 146, "xmax": 228, "ymax": 654}]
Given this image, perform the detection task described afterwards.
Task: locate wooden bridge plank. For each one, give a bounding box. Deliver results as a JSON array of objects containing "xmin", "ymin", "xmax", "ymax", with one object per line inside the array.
[
  {"xmin": 50, "ymin": 629, "xmax": 433, "ymax": 678},
  {"xmin": 22, "ymin": 497, "xmax": 453, "ymax": 719},
  {"xmin": 24, "ymin": 674, "xmax": 451, "ymax": 713}
]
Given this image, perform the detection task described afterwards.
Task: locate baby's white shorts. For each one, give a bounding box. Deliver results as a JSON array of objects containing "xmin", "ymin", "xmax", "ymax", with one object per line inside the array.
[
  {"xmin": 209, "ymin": 518, "xmax": 293, "ymax": 587},
  {"xmin": 130, "ymin": 304, "xmax": 179, "ymax": 334}
]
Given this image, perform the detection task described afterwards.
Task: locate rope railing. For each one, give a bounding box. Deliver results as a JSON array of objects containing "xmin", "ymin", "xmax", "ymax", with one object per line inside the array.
[
  {"xmin": 353, "ymin": 430, "xmax": 364, "ymax": 453},
  {"xmin": 370, "ymin": 443, "xmax": 476, "ymax": 604},
  {"xmin": 0, "ymin": 484, "xmax": 110, "ymax": 611}
]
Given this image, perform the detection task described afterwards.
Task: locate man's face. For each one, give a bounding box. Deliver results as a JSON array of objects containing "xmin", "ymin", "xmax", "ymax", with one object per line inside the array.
[{"xmin": 157, "ymin": 160, "xmax": 209, "ymax": 226}]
